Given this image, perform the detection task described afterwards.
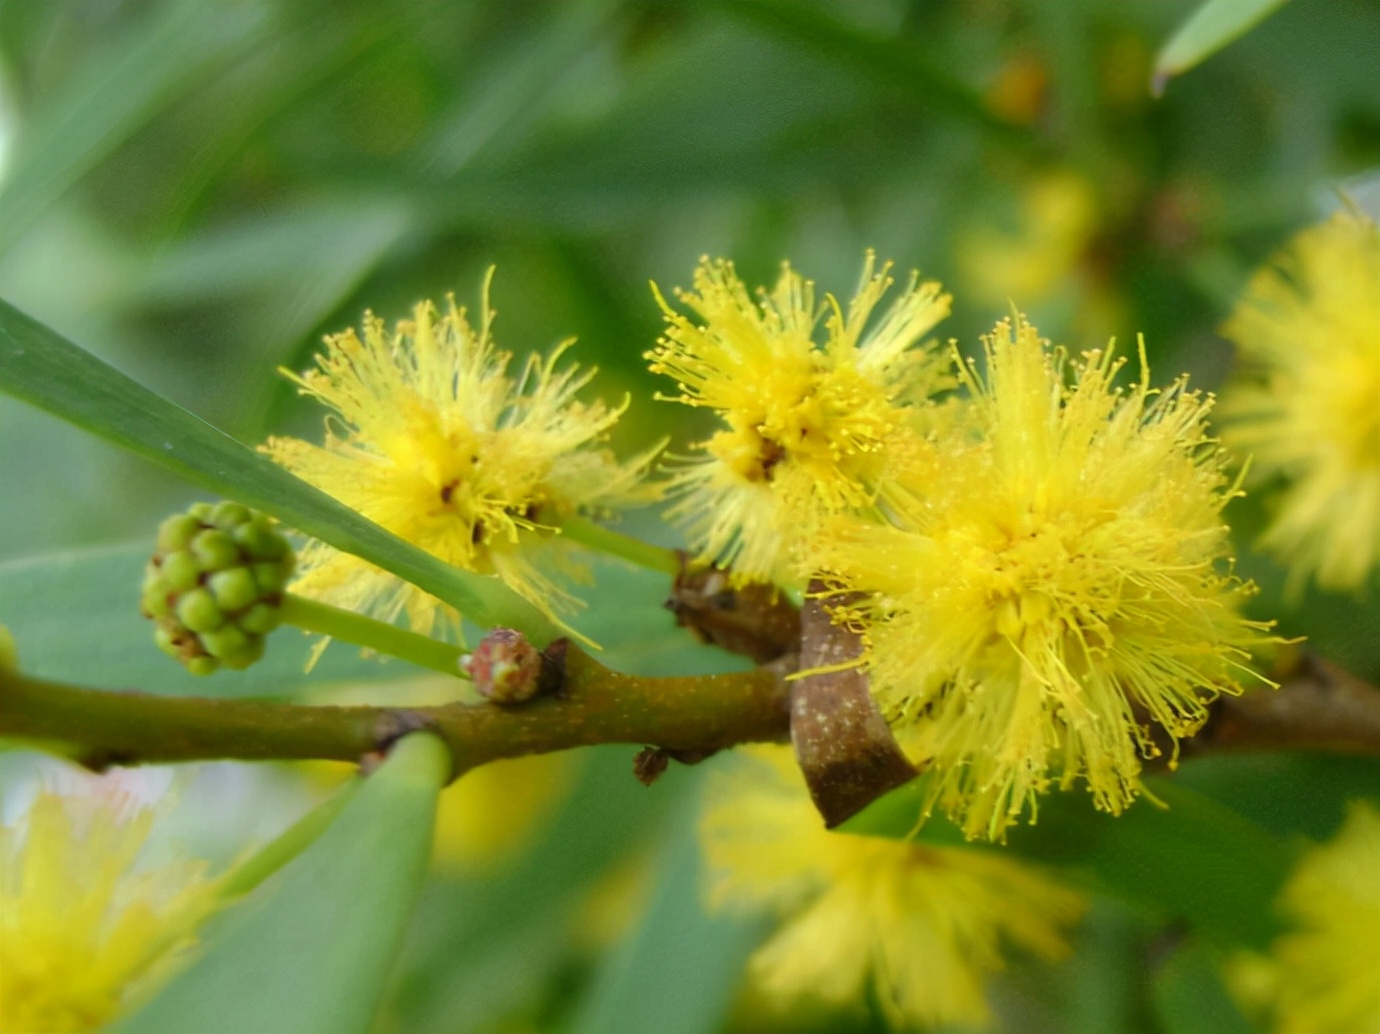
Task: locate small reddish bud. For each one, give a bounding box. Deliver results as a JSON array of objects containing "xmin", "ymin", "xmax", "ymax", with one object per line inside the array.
[{"xmin": 467, "ymin": 628, "xmax": 544, "ymax": 704}]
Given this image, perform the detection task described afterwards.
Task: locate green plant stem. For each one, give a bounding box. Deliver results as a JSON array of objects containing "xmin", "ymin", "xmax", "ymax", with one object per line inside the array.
[
  {"xmin": 280, "ymin": 595, "xmax": 466, "ymax": 679},
  {"xmin": 220, "ymin": 778, "xmax": 362, "ymax": 898},
  {"xmin": 555, "ymin": 514, "xmax": 682, "ymax": 576},
  {"xmin": 0, "ymin": 646, "xmax": 790, "ymax": 771}
]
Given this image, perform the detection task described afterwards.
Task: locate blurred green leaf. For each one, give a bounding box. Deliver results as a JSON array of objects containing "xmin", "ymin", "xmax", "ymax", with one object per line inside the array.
[
  {"xmin": 1055, "ymin": 902, "xmax": 1159, "ymax": 1034},
  {"xmin": 393, "ymin": 748, "xmax": 675, "ymax": 1034},
  {"xmin": 1151, "ymin": 941, "xmax": 1254, "ymax": 1034},
  {"xmin": 419, "ymin": 0, "xmax": 618, "ymax": 176},
  {"xmin": 719, "ymin": 0, "xmax": 1031, "ymax": 146},
  {"xmin": 0, "ymin": 2, "xmax": 267, "ymax": 256},
  {"xmin": 137, "ymin": 201, "xmax": 410, "ymax": 305},
  {"xmin": 116, "ymin": 732, "xmax": 449, "ymax": 1034},
  {"xmin": 1171, "ymin": 751, "xmax": 1380, "ymax": 841},
  {"xmin": 0, "ymin": 543, "xmax": 432, "ymax": 698},
  {"xmin": 1153, "ymin": 0, "xmax": 1291, "ymax": 94},
  {"xmin": 0, "ymin": 299, "xmax": 560, "ymax": 643},
  {"xmin": 1230, "ymin": 493, "xmax": 1380, "ymax": 681},
  {"xmin": 570, "ymin": 778, "xmax": 762, "ymax": 1034}
]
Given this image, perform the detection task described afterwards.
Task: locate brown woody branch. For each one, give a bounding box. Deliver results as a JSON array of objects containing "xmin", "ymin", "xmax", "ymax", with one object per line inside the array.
[{"xmin": 0, "ymin": 643, "xmax": 790, "ymax": 776}]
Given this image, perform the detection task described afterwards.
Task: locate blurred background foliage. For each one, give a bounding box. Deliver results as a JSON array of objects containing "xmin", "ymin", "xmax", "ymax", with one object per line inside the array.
[{"xmin": 1, "ymin": 1, "xmax": 1378, "ymax": 1032}]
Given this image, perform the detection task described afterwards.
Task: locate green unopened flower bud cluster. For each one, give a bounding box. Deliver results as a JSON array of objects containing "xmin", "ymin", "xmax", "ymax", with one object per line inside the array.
[{"xmin": 141, "ymin": 502, "xmax": 295, "ymax": 675}]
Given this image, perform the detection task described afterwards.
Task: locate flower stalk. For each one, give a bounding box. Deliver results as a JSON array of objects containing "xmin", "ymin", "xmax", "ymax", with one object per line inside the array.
[
  {"xmin": 552, "ymin": 513, "xmax": 682, "ymax": 576},
  {"xmin": 279, "ymin": 595, "xmax": 467, "ymax": 679}
]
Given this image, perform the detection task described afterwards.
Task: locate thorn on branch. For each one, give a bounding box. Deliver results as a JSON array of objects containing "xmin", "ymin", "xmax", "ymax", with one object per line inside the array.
[
  {"xmin": 666, "ymin": 555, "xmax": 802, "ymax": 663},
  {"xmin": 632, "ymin": 745, "xmax": 717, "ymax": 786}
]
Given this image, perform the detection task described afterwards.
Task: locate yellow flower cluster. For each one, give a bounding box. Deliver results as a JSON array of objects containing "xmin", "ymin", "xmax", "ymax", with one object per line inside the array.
[
  {"xmin": 700, "ymin": 747, "xmax": 1085, "ymax": 1030},
  {"xmin": 648, "ymin": 252, "xmax": 952, "ymax": 583},
  {"xmin": 0, "ymin": 790, "xmax": 221, "ymax": 1033},
  {"xmin": 262, "ymin": 270, "xmax": 658, "ymax": 638},
  {"xmin": 1220, "ymin": 209, "xmax": 1380, "ymax": 594},
  {"xmin": 651, "ymin": 253, "xmax": 1272, "ymax": 839},
  {"xmin": 816, "ymin": 318, "xmax": 1273, "ymax": 839}
]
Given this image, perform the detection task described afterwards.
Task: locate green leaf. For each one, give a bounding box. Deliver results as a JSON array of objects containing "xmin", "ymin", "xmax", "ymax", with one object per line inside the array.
[
  {"xmin": 718, "ymin": 0, "xmax": 1032, "ymax": 145},
  {"xmin": 115, "ymin": 732, "xmax": 450, "ymax": 1034},
  {"xmin": 1004, "ymin": 778, "xmax": 1292, "ymax": 948},
  {"xmin": 1151, "ymin": 941, "xmax": 1254, "ymax": 1034},
  {"xmin": 1170, "ymin": 751, "xmax": 1380, "ymax": 841},
  {"xmin": 0, "ymin": 299, "xmax": 561, "ymax": 644},
  {"xmin": 0, "ymin": 3, "xmax": 268, "ymax": 256},
  {"xmin": 1153, "ymin": 0, "xmax": 1292, "ymax": 94},
  {"xmin": 570, "ymin": 775, "xmax": 762, "ymax": 1034},
  {"xmin": 0, "ymin": 543, "xmax": 431, "ymax": 697},
  {"xmin": 844, "ymin": 768, "xmax": 1295, "ymax": 948},
  {"xmin": 391, "ymin": 747, "xmax": 676, "ymax": 1034}
]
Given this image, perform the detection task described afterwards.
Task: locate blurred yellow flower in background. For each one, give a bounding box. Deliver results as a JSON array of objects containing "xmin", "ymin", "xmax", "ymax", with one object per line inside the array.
[
  {"xmin": 699, "ymin": 747, "xmax": 1084, "ymax": 1030},
  {"xmin": 958, "ymin": 170, "xmax": 1099, "ymax": 308},
  {"xmin": 430, "ymin": 753, "xmax": 574, "ymax": 875},
  {"xmin": 1220, "ymin": 209, "xmax": 1380, "ymax": 594},
  {"xmin": 262, "ymin": 270, "xmax": 659, "ymax": 639},
  {"xmin": 1228, "ymin": 801, "xmax": 1380, "ymax": 1034},
  {"xmin": 0, "ymin": 790, "xmax": 221, "ymax": 1033},
  {"xmin": 816, "ymin": 317, "xmax": 1273, "ymax": 840},
  {"xmin": 648, "ymin": 252, "xmax": 951, "ymax": 584}
]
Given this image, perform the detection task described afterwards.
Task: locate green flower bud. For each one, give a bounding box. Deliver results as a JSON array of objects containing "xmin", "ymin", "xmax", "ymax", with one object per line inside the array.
[
  {"xmin": 142, "ymin": 502, "xmax": 296, "ymax": 675},
  {"xmin": 238, "ymin": 601, "xmax": 282, "ymax": 636},
  {"xmin": 199, "ymin": 624, "xmax": 250, "ymax": 661},
  {"xmin": 208, "ymin": 568, "xmax": 260, "ymax": 612},
  {"xmin": 191, "ymin": 529, "xmax": 241, "ymax": 572},
  {"xmin": 159, "ymin": 551, "xmax": 203, "ymax": 593},
  {"xmin": 175, "ymin": 588, "xmax": 224, "ymax": 633},
  {"xmin": 208, "ymin": 501, "xmax": 252, "ymax": 530},
  {"xmin": 252, "ymin": 561, "xmax": 290, "ymax": 596},
  {"xmin": 232, "ymin": 521, "xmax": 289, "ymax": 562},
  {"xmin": 156, "ymin": 513, "xmax": 202, "ymax": 553}
]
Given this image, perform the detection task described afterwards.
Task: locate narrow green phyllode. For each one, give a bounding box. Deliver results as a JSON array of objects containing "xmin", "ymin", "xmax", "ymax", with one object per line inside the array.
[{"xmin": 141, "ymin": 502, "xmax": 295, "ymax": 674}]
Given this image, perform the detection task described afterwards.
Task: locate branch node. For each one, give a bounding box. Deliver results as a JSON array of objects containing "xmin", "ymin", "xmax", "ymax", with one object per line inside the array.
[{"xmin": 667, "ymin": 556, "xmax": 801, "ymax": 663}]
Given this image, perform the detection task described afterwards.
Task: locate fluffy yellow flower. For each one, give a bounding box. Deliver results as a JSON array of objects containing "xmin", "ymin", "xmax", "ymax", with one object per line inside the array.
[
  {"xmin": 648, "ymin": 252, "xmax": 952, "ymax": 584},
  {"xmin": 0, "ymin": 791, "xmax": 221, "ymax": 1033},
  {"xmin": 1220, "ymin": 210, "xmax": 1380, "ymax": 593},
  {"xmin": 262, "ymin": 271, "xmax": 657, "ymax": 637},
  {"xmin": 700, "ymin": 747, "xmax": 1084, "ymax": 1030},
  {"xmin": 1229, "ymin": 801, "xmax": 1380, "ymax": 1034},
  {"xmin": 816, "ymin": 317, "xmax": 1273, "ymax": 840}
]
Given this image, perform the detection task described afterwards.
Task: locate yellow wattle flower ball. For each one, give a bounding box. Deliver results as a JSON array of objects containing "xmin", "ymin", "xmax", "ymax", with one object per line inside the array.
[
  {"xmin": 0, "ymin": 791, "xmax": 221, "ymax": 1033},
  {"xmin": 816, "ymin": 317, "xmax": 1275, "ymax": 841},
  {"xmin": 1220, "ymin": 209, "xmax": 1380, "ymax": 594},
  {"xmin": 700, "ymin": 746, "xmax": 1084, "ymax": 1030},
  {"xmin": 647, "ymin": 251, "xmax": 952, "ymax": 584},
  {"xmin": 1228, "ymin": 801, "xmax": 1380, "ymax": 1034},
  {"xmin": 261, "ymin": 270, "xmax": 659, "ymax": 638}
]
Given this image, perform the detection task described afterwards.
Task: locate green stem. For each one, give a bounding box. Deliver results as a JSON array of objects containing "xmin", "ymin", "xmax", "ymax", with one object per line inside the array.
[
  {"xmin": 555, "ymin": 514, "xmax": 682, "ymax": 576},
  {"xmin": 220, "ymin": 778, "xmax": 362, "ymax": 897},
  {"xmin": 0, "ymin": 646, "xmax": 791, "ymax": 770},
  {"xmin": 280, "ymin": 595, "xmax": 466, "ymax": 679}
]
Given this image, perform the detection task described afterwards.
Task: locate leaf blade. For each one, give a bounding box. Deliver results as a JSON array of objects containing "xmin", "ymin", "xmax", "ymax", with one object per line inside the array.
[
  {"xmin": 1153, "ymin": 0, "xmax": 1291, "ymax": 93},
  {"xmin": 116, "ymin": 732, "xmax": 451, "ymax": 1034},
  {"xmin": 0, "ymin": 299, "xmax": 560, "ymax": 643}
]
